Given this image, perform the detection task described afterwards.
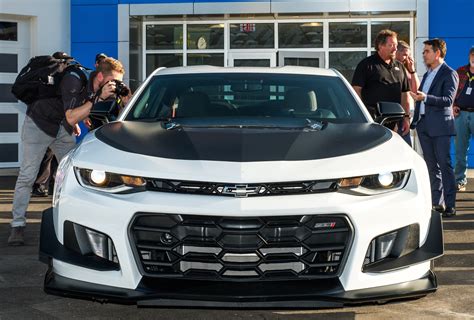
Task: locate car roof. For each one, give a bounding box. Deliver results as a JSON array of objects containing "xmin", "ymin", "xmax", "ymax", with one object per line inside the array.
[{"xmin": 151, "ymin": 65, "xmax": 339, "ymax": 77}]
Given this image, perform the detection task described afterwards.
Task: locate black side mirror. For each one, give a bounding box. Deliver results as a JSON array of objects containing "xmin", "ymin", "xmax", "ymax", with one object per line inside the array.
[
  {"xmin": 89, "ymin": 100, "xmax": 119, "ymax": 129},
  {"xmin": 374, "ymin": 101, "xmax": 405, "ymax": 126}
]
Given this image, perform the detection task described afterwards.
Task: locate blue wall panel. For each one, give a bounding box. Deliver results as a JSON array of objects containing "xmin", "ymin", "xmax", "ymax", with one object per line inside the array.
[
  {"xmin": 442, "ymin": 38, "xmax": 472, "ymax": 70},
  {"xmin": 72, "ymin": 0, "xmax": 118, "ymax": 5},
  {"xmin": 430, "ymin": 0, "xmax": 474, "ymax": 168},
  {"xmin": 429, "ymin": 0, "xmax": 474, "ymax": 71},
  {"xmin": 71, "ymin": 5, "xmax": 118, "ymax": 43},
  {"xmin": 71, "ymin": 42, "xmax": 118, "ymax": 69},
  {"xmin": 429, "ymin": 0, "xmax": 474, "ymax": 38},
  {"xmin": 71, "ymin": 3, "xmax": 118, "ymax": 69}
]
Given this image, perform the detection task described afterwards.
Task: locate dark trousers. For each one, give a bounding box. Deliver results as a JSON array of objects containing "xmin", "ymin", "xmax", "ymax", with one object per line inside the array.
[
  {"xmin": 34, "ymin": 148, "xmax": 58, "ymax": 189},
  {"xmin": 417, "ymin": 119, "xmax": 456, "ymax": 207},
  {"xmin": 397, "ymin": 121, "xmax": 412, "ymax": 146}
]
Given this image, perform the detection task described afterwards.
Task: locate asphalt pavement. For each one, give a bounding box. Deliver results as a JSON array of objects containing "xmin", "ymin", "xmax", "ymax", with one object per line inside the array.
[{"xmin": 0, "ymin": 175, "xmax": 473, "ymax": 320}]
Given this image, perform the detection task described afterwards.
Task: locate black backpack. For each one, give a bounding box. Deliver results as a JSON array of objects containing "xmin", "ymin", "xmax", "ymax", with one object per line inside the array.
[{"xmin": 11, "ymin": 56, "xmax": 90, "ymax": 105}]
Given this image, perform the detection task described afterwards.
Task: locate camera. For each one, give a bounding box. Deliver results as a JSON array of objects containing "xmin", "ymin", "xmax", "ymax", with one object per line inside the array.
[{"xmin": 112, "ymin": 79, "xmax": 130, "ymax": 97}]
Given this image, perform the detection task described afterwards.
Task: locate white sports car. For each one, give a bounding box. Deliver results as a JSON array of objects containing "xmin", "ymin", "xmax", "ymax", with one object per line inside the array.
[{"xmin": 40, "ymin": 66, "xmax": 443, "ymax": 307}]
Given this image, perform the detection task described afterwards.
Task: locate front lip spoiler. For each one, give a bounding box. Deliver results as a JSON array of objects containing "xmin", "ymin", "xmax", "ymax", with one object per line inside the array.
[{"xmin": 43, "ymin": 268, "xmax": 438, "ymax": 308}]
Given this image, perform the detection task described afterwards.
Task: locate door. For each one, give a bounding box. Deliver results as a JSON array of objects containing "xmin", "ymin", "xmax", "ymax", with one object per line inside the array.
[
  {"xmin": 279, "ymin": 51, "xmax": 325, "ymax": 68},
  {"xmin": 228, "ymin": 52, "xmax": 276, "ymax": 67},
  {"xmin": 0, "ymin": 17, "xmax": 30, "ymax": 168}
]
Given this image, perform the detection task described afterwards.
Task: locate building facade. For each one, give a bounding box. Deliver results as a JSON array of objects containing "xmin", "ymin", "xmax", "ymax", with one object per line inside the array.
[
  {"xmin": 0, "ymin": 0, "xmax": 70, "ymax": 168},
  {"xmin": 0, "ymin": 0, "xmax": 473, "ymax": 168}
]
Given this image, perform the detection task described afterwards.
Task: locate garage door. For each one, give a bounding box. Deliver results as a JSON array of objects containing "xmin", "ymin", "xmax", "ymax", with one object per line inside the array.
[{"xmin": 0, "ymin": 18, "xmax": 30, "ymax": 168}]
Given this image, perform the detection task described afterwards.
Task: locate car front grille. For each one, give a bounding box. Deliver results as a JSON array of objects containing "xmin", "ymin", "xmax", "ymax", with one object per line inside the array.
[
  {"xmin": 145, "ymin": 179, "xmax": 339, "ymax": 197},
  {"xmin": 129, "ymin": 214, "xmax": 353, "ymax": 281}
]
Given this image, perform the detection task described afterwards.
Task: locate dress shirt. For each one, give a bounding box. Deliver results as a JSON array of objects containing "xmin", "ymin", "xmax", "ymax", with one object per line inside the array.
[{"xmin": 420, "ymin": 63, "xmax": 443, "ymax": 115}]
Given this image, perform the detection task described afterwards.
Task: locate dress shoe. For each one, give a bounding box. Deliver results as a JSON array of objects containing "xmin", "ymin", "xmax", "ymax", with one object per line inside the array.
[
  {"xmin": 442, "ymin": 207, "xmax": 456, "ymax": 218},
  {"xmin": 7, "ymin": 227, "xmax": 25, "ymax": 246},
  {"xmin": 432, "ymin": 205, "xmax": 445, "ymax": 213}
]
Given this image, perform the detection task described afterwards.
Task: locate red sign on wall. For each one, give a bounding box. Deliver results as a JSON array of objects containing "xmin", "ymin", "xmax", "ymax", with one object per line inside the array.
[{"xmin": 240, "ymin": 23, "xmax": 256, "ymax": 33}]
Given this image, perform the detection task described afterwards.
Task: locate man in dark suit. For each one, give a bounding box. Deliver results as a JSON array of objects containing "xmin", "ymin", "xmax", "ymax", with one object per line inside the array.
[{"xmin": 410, "ymin": 38, "xmax": 459, "ymax": 217}]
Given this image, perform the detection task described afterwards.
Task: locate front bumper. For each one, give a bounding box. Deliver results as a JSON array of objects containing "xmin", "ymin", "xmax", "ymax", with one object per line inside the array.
[
  {"xmin": 43, "ymin": 268, "xmax": 437, "ymax": 308},
  {"xmin": 40, "ymin": 207, "xmax": 442, "ymax": 307}
]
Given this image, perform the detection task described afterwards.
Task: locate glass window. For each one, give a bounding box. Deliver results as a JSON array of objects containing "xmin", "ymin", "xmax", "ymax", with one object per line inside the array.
[
  {"xmin": 0, "ymin": 113, "xmax": 18, "ymax": 132},
  {"xmin": 187, "ymin": 24, "xmax": 224, "ymax": 50},
  {"xmin": 329, "ymin": 51, "xmax": 367, "ymax": 82},
  {"xmin": 230, "ymin": 23, "xmax": 274, "ymax": 49},
  {"xmin": 233, "ymin": 59, "xmax": 271, "ymax": 67},
  {"xmin": 129, "ymin": 17, "xmax": 143, "ymax": 91},
  {"xmin": 187, "ymin": 53, "xmax": 224, "ymax": 66},
  {"xmin": 0, "ymin": 54, "xmax": 17, "ymax": 73},
  {"xmin": 146, "ymin": 24, "xmax": 183, "ymax": 50},
  {"xmin": 329, "ymin": 22, "xmax": 367, "ymax": 48},
  {"xmin": 279, "ymin": 23, "xmax": 323, "ymax": 48},
  {"xmin": 0, "ymin": 84, "xmax": 17, "ymax": 102},
  {"xmin": 126, "ymin": 73, "xmax": 366, "ymax": 123},
  {"xmin": 0, "ymin": 144, "xmax": 18, "ymax": 162},
  {"xmin": 371, "ymin": 21, "xmax": 410, "ymax": 46},
  {"xmin": 283, "ymin": 57, "xmax": 321, "ymax": 68},
  {"xmin": 0, "ymin": 22, "xmax": 17, "ymax": 41},
  {"xmin": 146, "ymin": 54, "xmax": 183, "ymax": 76}
]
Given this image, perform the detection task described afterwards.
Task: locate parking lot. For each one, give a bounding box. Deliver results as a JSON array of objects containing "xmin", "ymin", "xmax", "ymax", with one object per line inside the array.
[{"xmin": 0, "ymin": 174, "xmax": 473, "ymax": 320}]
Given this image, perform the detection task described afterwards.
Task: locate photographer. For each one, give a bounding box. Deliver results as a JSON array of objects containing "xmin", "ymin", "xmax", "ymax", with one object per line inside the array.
[
  {"xmin": 65, "ymin": 57, "xmax": 128, "ymax": 128},
  {"xmin": 8, "ymin": 56, "xmax": 128, "ymax": 246}
]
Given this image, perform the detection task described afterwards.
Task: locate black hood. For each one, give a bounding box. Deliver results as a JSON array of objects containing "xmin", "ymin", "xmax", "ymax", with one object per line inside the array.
[{"xmin": 95, "ymin": 119, "xmax": 391, "ymax": 162}]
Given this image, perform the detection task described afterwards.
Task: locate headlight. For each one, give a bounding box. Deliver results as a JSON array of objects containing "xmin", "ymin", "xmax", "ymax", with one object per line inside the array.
[
  {"xmin": 338, "ymin": 170, "xmax": 410, "ymax": 195},
  {"xmin": 74, "ymin": 167, "xmax": 146, "ymax": 193},
  {"xmin": 52, "ymin": 148, "xmax": 76, "ymax": 207}
]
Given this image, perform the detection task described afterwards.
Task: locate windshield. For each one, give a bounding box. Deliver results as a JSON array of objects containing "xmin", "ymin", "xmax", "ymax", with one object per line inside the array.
[{"xmin": 125, "ymin": 73, "xmax": 366, "ymax": 123}]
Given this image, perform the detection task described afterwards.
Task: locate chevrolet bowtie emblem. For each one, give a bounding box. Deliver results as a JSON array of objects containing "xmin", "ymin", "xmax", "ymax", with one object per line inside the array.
[{"xmin": 222, "ymin": 185, "xmax": 259, "ymax": 198}]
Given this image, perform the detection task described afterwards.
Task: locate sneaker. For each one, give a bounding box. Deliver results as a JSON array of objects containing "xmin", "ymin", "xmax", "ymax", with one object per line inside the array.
[
  {"xmin": 31, "ymin": 184, "xmax": 48, "ymax": 197},
  {"xmin": 457, "ymin": 183, "xmax": 467, "ymax": 192},
  {"xmin": 432, "ymin": 205, "xmax": 445, "ymax": 213},
  {"xmin": 7, "ymin": 227, "xmax": 25, "ymax": 246}
]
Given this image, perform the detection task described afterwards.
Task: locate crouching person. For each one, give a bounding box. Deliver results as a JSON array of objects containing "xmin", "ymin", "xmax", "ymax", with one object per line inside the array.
[{"xmin": 8, "ymin": 57, "xmax": 126, "ymax": 246}]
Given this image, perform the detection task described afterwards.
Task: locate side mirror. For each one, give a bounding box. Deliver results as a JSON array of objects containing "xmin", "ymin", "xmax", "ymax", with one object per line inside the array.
[
  {"xmin": 374, "ymin": 101, "xmax": 405, "ymax": 126},
  {"xmin": 89, "ymin": 100, "xmax": 119, "ymax": 129}
]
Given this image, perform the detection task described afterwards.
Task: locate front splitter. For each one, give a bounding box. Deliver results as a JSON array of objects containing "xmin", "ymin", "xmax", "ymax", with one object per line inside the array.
[{"xmin": 44, "ymin": 266, "xmax": 437, "ymax": 308}]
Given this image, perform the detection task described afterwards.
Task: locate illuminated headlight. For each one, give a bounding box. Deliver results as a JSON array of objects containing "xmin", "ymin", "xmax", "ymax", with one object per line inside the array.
[
  {"xmin": 74, "ymin": 168, "xmax": 146, "ymax": 193},
  {"xmin": 338, "ymin": 170, "xmax": 410, "ymax": 195}
]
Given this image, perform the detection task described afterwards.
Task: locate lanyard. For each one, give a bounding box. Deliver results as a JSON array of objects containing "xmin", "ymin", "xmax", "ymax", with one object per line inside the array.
[{"xmin": 467, "ymin": 72, "xmax": 474, "ymax": 87}]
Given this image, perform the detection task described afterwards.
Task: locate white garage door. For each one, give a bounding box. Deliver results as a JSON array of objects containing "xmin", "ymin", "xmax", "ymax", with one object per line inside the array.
[{"xmin": 0, "ymin": 17, "xmax": 30, "ymax": 168}]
